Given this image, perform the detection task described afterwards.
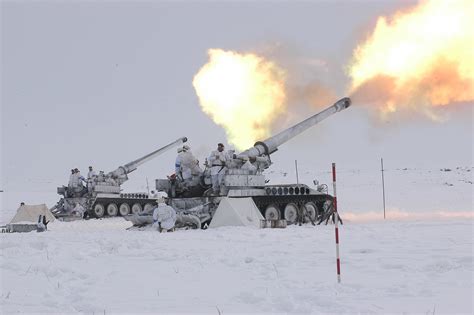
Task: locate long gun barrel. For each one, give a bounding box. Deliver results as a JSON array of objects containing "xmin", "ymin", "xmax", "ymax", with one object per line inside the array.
[
  {"xmin": 109, "ymin": 137, "xmax": 188, "ymax": 177},
  {"xmin": 239, "ymin": 97, "xmax": 351, "ymax": 159}
]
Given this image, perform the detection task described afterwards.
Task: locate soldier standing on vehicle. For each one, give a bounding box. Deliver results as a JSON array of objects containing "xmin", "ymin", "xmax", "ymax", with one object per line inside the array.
[
  {"xmin": 181, "ymin": 145, "xmax": 202, "ymax": 181},
  {"xmin": 75, "ymin": 168, "xmax": 86, "ymax": 188},
  {"xmin": 68, "ymin": 169, "xmax": 75, "ymax": 188},
  {"xmin": 208, "ymin": 143, "xmax": 230, "ymax": 195},
  {"xmin": 87, "ymin": 166, "xmax": 97, "ymax": 179},
  {"xmin": 175, "ymin": 146, "xmax": 185, "ymax": 180}
]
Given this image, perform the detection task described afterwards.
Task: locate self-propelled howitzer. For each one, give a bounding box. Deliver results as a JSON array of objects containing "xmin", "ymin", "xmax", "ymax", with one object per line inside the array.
[
  {"xmin": 149, "ymin": 98, "xmax": 351, "ymax": 228},
  {"xmin": 52, "ymin": 137, "xmax": 187, "ymax": 219}
]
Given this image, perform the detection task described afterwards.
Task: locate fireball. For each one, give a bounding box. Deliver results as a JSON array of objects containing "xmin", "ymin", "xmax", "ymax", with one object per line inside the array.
[
  {"xmin": 348, "ymin": 0, "xmax": 474, "ymax": 118},
  {"xmin": 193, "ymin": 49, "xmax": 287, "ymax": 150}
]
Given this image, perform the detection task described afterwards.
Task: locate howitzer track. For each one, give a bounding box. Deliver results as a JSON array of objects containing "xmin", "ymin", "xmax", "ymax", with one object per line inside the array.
[{"xmin": 252, "ymin": 194, "xmax": 333, "ymax": 224}]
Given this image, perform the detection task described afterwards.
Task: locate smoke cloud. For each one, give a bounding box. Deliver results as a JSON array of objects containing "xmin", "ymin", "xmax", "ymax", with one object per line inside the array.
[
  {"xmin": 348, "ymin": 0, "xmax": 474, "ymax": 120},
  {"xmin": 193, "ymin": 49, "xmax": 287, "ymax": 150}
]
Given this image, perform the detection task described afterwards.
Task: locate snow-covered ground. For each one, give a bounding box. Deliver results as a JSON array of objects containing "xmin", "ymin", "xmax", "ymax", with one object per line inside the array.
[
  {"xmin": 1, "ymin": 167, "xmax": 473, "ymax": 313},
  {"xmin": 1, "ymin": 219, "xmax": 472, "ymax": 314}
]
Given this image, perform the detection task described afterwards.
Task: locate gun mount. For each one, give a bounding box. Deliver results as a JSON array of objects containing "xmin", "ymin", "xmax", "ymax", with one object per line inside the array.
[{"xmin": 53, "ymin": 137, "xmax": 187, "ymax": 219}]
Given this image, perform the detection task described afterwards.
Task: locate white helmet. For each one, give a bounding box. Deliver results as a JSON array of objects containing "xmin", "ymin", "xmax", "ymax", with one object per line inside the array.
[
  {"xmin": 157, "ymin": 191, "xmax": 168, "ymax": 198},
  {"xmin": 156, "ymin": 191, "xmax": 168, "ymax": 204}
]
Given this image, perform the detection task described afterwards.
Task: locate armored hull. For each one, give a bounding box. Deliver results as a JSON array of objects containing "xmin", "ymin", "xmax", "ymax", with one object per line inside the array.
[
  {"xmin": 125, "ymin": 184, "xmax": 331, "ymax": 228},
  {"xmin": 252, "ymin": 185, "xmax": 333, "ymax": 223}
]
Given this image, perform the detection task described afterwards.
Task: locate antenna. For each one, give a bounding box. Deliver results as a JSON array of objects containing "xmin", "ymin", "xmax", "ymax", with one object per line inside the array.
[
  {"xmin": 295, "ymin": 160, "xmax": 299, "ymax": 184},
  {"xmin": 381, "ymin": 158, "xmax": 386, "ymax": 219}
]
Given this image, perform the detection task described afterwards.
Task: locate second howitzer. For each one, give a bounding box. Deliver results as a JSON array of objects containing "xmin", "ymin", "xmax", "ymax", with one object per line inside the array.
[{"xmin": 52, "ymin": 137, "xmax": 187, "ymax": 219}]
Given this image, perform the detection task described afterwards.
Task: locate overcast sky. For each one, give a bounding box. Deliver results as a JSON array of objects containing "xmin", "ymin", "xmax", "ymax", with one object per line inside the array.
[{"xmin": 1, "ymin": 1, "xmax": 472, "ymax": 201}]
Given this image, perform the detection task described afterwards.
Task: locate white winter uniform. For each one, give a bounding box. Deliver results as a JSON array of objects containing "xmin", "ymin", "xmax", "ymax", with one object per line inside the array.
[
  {"xmin": 153, "ymin": 203, "xmax": 177, "ymax": 231},
  {"xmin": 68, "ymin": 173, "xmax": 75, "ymax": 187},
  {"xmin": 72, "ymin": 203, "xmax": 85, "ymax": 217},
  {"xmin": 208, "ymin": 150, "xmax": 228, "ymax": 175},
  {"xmin": 76, "ymin": 172, "xmax": 85, "ymax": 188},
  {"xmin": 69, "ymin": 172, "xmax": 83, "ymax": 190},
  {"xmin": 181, "ymin": 151, "xmax": 202, "ymax": 180},
  {"xmin": 176, "ymin": 150, "xmax": 202, "ymax": 180},
  {"xmin": 175, "ymin": 154, "xmax": 183, "ymax": 178},
  {"xmin": 208, "ymin": 150, "xmax": 230, "ymax": 193},
  {"xmin": 87, "ymin": 170, "xmax": 97, "ymax": 179}
]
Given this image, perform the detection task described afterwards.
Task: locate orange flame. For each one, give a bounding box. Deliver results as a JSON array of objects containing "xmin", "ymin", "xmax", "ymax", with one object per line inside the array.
[
  {"xmin": 193, "ymin": 49, "xmax": 286, "ymax": 150},
  {"xmin": 348, "ymin": 0, "xmax": 474, "ymax": 118}
]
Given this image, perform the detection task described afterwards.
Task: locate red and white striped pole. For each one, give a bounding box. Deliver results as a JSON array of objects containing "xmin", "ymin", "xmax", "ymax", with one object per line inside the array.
[{"xmin": 332, "ymin": 162, "xmax": 341, "ymax": 283}]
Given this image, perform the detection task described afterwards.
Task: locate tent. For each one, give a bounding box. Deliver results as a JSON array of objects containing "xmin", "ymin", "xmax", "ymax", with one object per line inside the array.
[
  {"xmin": 209, "ymin": 197, "xmax": 264, "ymax": 229},
  {"xmin": 9, "ymin": 204, "xmax": 55, "ymax": 224}
]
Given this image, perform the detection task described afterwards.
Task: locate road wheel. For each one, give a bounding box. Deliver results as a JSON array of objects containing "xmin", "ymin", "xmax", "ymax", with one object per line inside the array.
[
  {"xmin": 303, "ymin": 202, "xmax": 317, "ymax": 223},
  {"xmin": 106, "ymin": 203, "xmax": 118, "ymax": 216},
  {"xmin": 264, "ymin": 204, "xmax": 280, "ymax": 220},
  {"xmin": 93, "ymin": 203, "xmax": 105, "ymax": 218},
  {"xmin": 119, "ymin": 203, "xmax": 130, "ymax": 216},
  {"xmin": 284, "ymin": 203, "xmax": 298, "ymax": 224},
  {"xmin": 131, "ymin": 203, "xmax": 142, "ymax": 215},
  {"xmin": 143, "ymin": 203, "xmax": 155, "ymax": 214}
]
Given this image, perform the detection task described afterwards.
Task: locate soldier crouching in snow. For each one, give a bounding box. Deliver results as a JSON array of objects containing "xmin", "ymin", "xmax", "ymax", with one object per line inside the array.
[
  {"xmin": 71, "ymin": 202, "xmax": 85, "ymax": 218},
  {"xmin": 152, "ymin": 195, "xmax": 177, "ymax": 233}
]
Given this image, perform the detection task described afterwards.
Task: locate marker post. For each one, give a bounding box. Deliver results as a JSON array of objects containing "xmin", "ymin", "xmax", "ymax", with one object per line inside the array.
[{"xmin": 332, "ymin": 163, "xmax": 341, "ymax": 283}]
